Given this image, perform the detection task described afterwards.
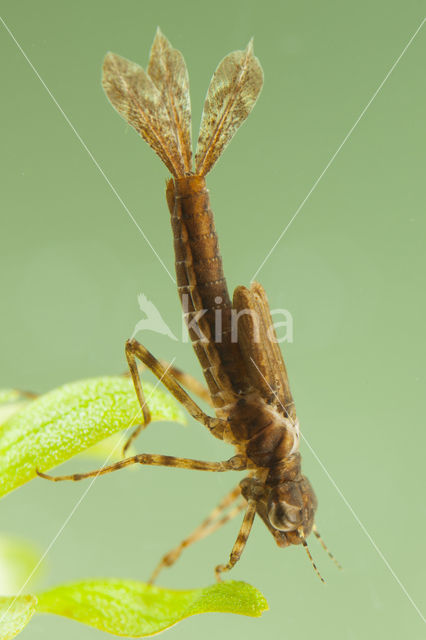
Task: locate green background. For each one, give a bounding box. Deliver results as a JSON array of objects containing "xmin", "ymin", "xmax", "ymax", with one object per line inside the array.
[{"xmin": 1, "ymin": 0, "xmax": 425, "ymax": 638}]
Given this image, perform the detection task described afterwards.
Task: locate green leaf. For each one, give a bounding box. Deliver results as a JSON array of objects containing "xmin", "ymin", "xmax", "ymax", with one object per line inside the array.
[
  {"xmin": 36, "ymin": 579, "xmax": 268, "ymax": 636},
  {"xmin": 0, "ymin": 376, "xmax": 185, "ymax": 498},
  {"xmin": 0, "ymin": 390, "xmax": 136, "ymax": 464},
  {"xmin": 0, "ymin": 595, "xmax": 37, "ymax": 640},
  {"xmin": 0, "ymin": 536, "xmax": 42, "ymax": 595}
]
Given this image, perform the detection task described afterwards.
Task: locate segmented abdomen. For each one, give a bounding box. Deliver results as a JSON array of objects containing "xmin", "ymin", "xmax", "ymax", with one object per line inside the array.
[{"xmin": 167, "ymin": 175, "xmax": 248, "ymax": 406}]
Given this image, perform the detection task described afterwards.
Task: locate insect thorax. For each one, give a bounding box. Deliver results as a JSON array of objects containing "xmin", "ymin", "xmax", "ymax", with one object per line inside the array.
[{"xmin": 227, "ymin": 395, "xmax": 300, "ymax": 472}]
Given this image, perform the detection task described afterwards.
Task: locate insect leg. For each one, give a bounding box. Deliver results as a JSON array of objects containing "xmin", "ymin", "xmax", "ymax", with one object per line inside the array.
[
  {"xmin": 2, "ymin": 389, "xmax": 38, "ymax": 400},
  {"xmin": 149, "ymin": 485, "xmax": 244, "ymax": 583},
  {"xmin": 123, "ymin": 361, "xmax": 212, "ymax": 406},
  {"xmin": 36, "ymin": 453, "xmax": 247, "ymax": 482},
  {"xmin": 124, "ymin": 338, "xmax": 225, "ymax": 454},
  {"xmin": 214, "ymin": 498, "xmax": 257, "ymax": 581},
  {"xmin": 123, "ymin": 340, "xmax": 153, "ymax": 454},
  {"xmin": 156, "ymin": 361, "xmax": 212, "ymax": 405}
]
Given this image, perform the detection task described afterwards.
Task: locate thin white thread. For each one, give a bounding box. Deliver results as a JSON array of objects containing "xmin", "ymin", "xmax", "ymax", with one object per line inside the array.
[
  {"xmin": 0, "ymin": 15, "xmax": 176, "ymax": 284},
  {"xmin": 250, "ymin": 18, "xmax": 425, "ymax": 282},
  {"xmin": 300, "ymin": 433, "xmax": 426, "ymax": 623},
  {"xmin": 248, "ymin": 356, "xmax": 425, "ymax": 623}
]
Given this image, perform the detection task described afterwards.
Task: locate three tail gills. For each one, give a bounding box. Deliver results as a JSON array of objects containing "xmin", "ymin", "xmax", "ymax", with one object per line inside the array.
[{"xmin": 167, "ymin": 177, "xmax": 249, "ymax": 406}]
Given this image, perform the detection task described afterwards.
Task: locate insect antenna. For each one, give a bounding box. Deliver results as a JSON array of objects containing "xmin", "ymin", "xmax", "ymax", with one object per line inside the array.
[
  {"xmin": 297, "ymin": 527, "xmax": 325, "ymax": 584},
  {"xmin": 313, "ymin": 524, "xmax": 342, "ymax": 570}
]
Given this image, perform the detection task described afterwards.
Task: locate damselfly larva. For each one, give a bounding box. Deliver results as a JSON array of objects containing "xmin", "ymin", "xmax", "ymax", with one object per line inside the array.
[{"xmin": 39, "ymin": 29, "xmax": 340, "ymax": 583}]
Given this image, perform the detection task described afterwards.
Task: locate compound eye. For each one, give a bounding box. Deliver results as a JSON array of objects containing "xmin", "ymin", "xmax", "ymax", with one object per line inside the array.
[{"xmin": 268, "ymin": 500, "xmax": 303, "ymax": 531}]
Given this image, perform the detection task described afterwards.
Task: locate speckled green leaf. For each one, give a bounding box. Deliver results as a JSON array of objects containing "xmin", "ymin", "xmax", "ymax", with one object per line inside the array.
[
  {"xmin": 0, "ymin": 595, "xmax": 37, "ymax": 640},
  {"xmin": 0, "ymin": 391, "xmax": 136, "ymax": 464},
  {"xmin": 0, "ymin": 376, "xmax": 185, "ymax": 498},
  {"xmin": 36, "ymin": 579, "xmax": 268, "ymax": 636}
]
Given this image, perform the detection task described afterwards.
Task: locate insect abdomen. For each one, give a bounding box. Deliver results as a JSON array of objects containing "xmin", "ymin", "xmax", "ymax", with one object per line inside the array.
[
  {"xmin": 167, "ymin": 176, "xmax": 248, "ymax": 404},
  {"xmin": 174, "ymin": 176, "xmax": 229, "ymax": 323}
]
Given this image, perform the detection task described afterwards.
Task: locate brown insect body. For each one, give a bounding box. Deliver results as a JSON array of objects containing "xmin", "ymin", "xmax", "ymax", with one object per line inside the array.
[
  {"xmin": 100, "ymin": 28, "xmax": 319, "ymax": 573},
  {"xmin": 40, "ymin": 29, "xmax": 332, "ymax": 583},
  {"xmin": 167, "ymin": 172, "xmax": 316, "ymax": 548},
  {"xmin": 167, "ymin": 171, "xmax": 317, "ymax": 545}
]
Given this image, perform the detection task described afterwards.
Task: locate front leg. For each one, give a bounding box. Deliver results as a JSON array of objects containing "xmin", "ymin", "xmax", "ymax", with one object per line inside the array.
[
  {"xmin": 37, "ymin": 453, "xmax": 248, "ymax": 482},
  {"xmin": 215, "ymin": 499, "xmax": 257, "ymax": 581},
  {"xmin": 149, "ymin": 485, "xmax": 244, "ymax": 583}
]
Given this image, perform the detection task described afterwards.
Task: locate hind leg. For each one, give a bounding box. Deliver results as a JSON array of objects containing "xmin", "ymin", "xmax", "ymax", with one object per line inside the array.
[{"xmin": 123, "ymin": 339, "xmax": 225, "ymax": 454}]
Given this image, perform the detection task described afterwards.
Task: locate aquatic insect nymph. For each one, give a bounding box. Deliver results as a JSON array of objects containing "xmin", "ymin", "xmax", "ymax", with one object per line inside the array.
[{"xmin": 39, "ymin": 28, "xmax": 339, "ymax": 582}]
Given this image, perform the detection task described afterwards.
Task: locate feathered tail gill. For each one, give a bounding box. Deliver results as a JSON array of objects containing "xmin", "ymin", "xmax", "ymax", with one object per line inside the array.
[
  {"xmin": 102, "ymin": 29, "xmax": 192, "ymax": 178},
  {"xmin": 103, "ymin": 31, "xmax": 263, "ymax": 178},
  {"xmin": 194, "ymin": 40, "xmax": 263, "ymax": 177}
]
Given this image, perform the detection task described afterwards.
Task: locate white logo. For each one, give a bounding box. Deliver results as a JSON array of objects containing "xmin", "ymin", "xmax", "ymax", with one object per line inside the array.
[
  {"xmin": 130, "ymin": 293, "xmax": 293, "ymax": 344},
  {"xmin": 131, "ymin": 294, "xmax": 178, "ymax": 341}
]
